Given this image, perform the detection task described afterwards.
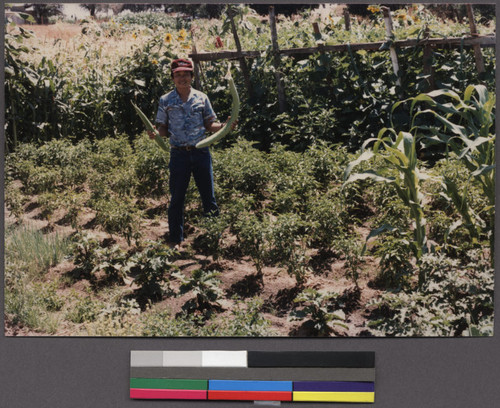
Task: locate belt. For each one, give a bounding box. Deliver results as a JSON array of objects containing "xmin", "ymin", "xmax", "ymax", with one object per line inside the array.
[{"xmin": 172, "ymin": 145, "xmax": 196, "ymax": 151}]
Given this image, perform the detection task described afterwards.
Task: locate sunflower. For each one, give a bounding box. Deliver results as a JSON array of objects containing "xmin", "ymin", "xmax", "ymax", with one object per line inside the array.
[
  {"xmin": 165, "ymin": 33, "xmax": 173, "ymax": 44},
  {"xmin": 152, "ymin": 59, "xmax": 158, "ymax": 65},
  {"xmin": 367, "ymin": 5, "xmax": 381, "ymax": 13},
  {"xmin": 178, "ymin": 28, "xmax": 187, "ymax": 41}
]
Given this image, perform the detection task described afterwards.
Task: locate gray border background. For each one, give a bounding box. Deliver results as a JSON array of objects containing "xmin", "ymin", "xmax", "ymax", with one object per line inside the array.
[{"xmin": 1, "ymin": 1, "xmax": 499, "ymax": 407}]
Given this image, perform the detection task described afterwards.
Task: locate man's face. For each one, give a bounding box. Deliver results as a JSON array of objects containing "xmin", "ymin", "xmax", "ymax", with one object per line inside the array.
[{"xmin": 172, "ymin": 71, "xmax": 193, "ymax": 91}]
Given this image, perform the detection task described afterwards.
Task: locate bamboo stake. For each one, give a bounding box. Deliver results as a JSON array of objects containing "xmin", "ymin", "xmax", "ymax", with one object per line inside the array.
[
  {"xmin": 227, "ymin": 6, "xmax": 252, "ymax": 96},
  {"xmin": 269, "ymin": 6, "xmax": 286, "ymax": 113},
  {"xmin": 381, "ymin": 6, "xmax": 401, "ymax": 87},
  {"xmin": 466, "ymin": 4, "xmax": 485, "ymax": 74}
]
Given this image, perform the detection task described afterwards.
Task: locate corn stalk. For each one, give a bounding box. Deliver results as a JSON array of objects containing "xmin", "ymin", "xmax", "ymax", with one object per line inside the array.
[
  {"xmin": 344, "ymin": 128, "xmax": 429, "ymax": 286},
  {"xmin": 409, "ymin": 85, "xmax": 495, "ymax": 264}
]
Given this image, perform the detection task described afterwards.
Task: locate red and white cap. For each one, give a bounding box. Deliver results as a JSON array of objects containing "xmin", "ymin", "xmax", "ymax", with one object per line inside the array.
[{"xmin": 171, "ymin": 58, "xmax": 193, "ymax": 73}]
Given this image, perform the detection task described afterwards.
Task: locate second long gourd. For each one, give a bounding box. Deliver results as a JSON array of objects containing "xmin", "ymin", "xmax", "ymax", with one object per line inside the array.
[{"xmin": 196, "ymin": 64, "xmax": 240, "ymax": 149}]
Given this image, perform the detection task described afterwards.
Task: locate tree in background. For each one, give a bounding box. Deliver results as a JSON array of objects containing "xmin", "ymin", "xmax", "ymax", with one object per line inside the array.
[
  {"xmin": 24, "ymin": 3, "xmax": 63, "ymax": 24},
  {"xmin": 165, "ymin": 4, "xmax": 225, "ymax": 19}
]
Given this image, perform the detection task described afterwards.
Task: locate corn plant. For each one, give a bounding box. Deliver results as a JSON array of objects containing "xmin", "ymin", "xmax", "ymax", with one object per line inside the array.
[
  {"xmin": 409, "ymin": 85, "xmax": 495, "ymax": 262},
  {"xmin": 344, "ymin": 128, "xmax": 429, "ymax": 286}
]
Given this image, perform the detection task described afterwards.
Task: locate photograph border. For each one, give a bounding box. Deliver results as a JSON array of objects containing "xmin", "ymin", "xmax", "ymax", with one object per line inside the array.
[{"xmin": 1, "ymin": 0, "xmax": 499, "ymax": 406}]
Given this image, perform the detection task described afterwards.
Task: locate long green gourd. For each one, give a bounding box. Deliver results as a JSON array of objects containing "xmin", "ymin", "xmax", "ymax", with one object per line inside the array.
[
  {"xmin": 131, "ymin": 101, "xmax": 169, "ymax": 152},
  {"xmin": 196, "ymin": 63, "xmax": 240, "ymax": 149}
]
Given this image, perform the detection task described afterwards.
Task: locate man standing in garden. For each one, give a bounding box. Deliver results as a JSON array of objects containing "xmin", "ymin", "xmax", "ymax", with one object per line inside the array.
[{"xmin": 150, "ymin": 58, "xmax": 232, "ymax": 248}]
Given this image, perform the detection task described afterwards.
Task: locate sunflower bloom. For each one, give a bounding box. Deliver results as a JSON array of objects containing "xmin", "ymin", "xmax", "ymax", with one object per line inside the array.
[
  {"xmin": 165, "ymin": 33, "xmax": 173, "ymax": 43},
  {"xmin": 178, "ymin": 28, "xmax": 187, "ymax": 41},
  {"xmin": 367, "ymin": 5, "xmax": 380, "ymax": 13},
  {"xmin": 152, "ymin": 59, "xmax": 158, "ymax": 65}
]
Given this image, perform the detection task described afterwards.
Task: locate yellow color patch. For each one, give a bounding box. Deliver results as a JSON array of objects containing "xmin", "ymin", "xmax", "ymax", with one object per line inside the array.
[{"xmin": 293, "ymin": 391, "xmax": 375, "ymax": 403}]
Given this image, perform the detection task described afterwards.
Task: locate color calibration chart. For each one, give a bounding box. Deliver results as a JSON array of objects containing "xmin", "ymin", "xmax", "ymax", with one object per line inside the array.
[{"xmin": 130, "ymin": 350, "xmax": 375, "ymax": 403}]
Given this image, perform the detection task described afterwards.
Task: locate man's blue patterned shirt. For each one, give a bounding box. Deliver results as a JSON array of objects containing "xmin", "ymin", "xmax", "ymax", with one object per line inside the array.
[{"xmin": 155, "ymin": 88, "xmax": 217, "ymax": 147}]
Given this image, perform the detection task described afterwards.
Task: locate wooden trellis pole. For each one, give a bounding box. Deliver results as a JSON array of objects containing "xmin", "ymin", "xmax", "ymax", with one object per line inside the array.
[
  {"xmin": 227, "ymin": 6, "xmax": 253, "ymax": 96},
  {"xmin": 343, "ymin": 8, "xmax": 351, "ymax": 31},
  {"xmin": 269, "ymin": 6, "xmax": 287, "ymax": 113},
  {"xmin": 422, "ymin": 26, "xmax": 435, "ymax": 91},
  {"xmin": 190, "ymin": 36, "xmax": 495, "ymax": 62},
  {"xmin": 466, "ymin": 4, "xmax": 485, "ymax": 74},
  {"xmin": 190, "ymin": 28, "xmax": 205, "ymax": 91},
  {"xmin": 381, "ymin": 6, "xmax": 401, "ymax": 87}
]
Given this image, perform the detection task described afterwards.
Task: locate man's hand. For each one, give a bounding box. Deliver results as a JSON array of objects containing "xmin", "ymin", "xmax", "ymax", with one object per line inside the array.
[
  {"xmin": 227, "ymin": 116, "xmax": 238, "ymax": 130},
  {"xmin": 149, "ymin": 124, "xmax": 168, "ymax": 139},
  {"xmin": 206, "ymin": 117, "xmax": 237, "ymax": 132}
]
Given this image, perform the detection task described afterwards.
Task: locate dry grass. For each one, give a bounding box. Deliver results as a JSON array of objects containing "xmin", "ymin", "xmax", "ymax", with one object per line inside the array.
[{"xmin": 22, "ymin": 23, "xmax": 83, "ymax": 41}]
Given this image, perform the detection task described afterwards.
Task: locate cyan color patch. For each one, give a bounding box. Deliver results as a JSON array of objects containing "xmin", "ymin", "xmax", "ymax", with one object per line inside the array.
[{"xmin": 209, "ymin": 380, "xmax": 293, "ymax": 392}]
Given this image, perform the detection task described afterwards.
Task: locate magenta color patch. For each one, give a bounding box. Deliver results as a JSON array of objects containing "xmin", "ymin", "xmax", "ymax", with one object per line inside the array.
[{"xmin": 130, "ymin": 388, "xmax": 207, "ymax": 400}]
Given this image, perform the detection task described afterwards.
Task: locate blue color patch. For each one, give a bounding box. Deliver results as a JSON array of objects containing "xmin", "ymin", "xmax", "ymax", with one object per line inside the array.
[{"xmin": 209, "ymin": 380, "xmax": 293, "ymax": 392}]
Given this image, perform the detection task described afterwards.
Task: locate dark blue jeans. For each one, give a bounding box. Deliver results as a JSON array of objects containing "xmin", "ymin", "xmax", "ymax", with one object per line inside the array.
[{"xmin": 168, "ymin": 147, "xmax": 219, "ymax": 243}]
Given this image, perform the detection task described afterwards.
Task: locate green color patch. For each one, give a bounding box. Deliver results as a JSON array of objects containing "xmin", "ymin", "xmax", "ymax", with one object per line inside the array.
[{"xmin": 130, "ymin": 378, "xmax": 207, "ymax": 390}]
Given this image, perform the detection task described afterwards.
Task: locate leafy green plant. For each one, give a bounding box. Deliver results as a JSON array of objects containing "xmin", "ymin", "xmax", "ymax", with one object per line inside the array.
[
  {"xmin": 93, "ymin": 197, "xmax": 143, "ymax": 245},
  {"xmin": 193, "ymin": 213, "xmax": 230, "ymax": 260},
  {"xmin": 129, "ymin": 241, "xmax": 178, "ymax": 301},
  {"xmin": 33, "ymin": 281, "xmax": 64, "ymax": 312},
  {"xmin": 233, "ymin": 212, "xmax": 269, "ymax": 277},
  {"xmin": 306, "ymin": 190, "xmax": 348, "ymax": 249},
  {"xmin": 334, "ymin": 237, "xmax": 364, "ymax": 288},
  {"xmin": 217, "ymin": 297, "xmax": 271, "ymax": 336},
  {"xmin": 90, "ymin": 245, "xmax": 130, "ymax": 285},
  {"xmin": 373, "ymin": 233, "xmax": 414, "ymax": 288},
  {"xmin": 4, "ymin": 283, "xmax": 59, "ymax": 334},
  {"xmin": 174, "ymin": 269, "xmax": 223, "ymax": 317},
  {"xmin": 5, "ymin": 181, "xmax": 28, "ymax": 223},
  {"xmin": 37, "ymin": 192, "xmax": 60, "ymax": 223},
  {"xmin": 60, "ymin": 191, "xmax": 88, "ymax": 230},
  {"xmin": 84, "ymin": 299, "xmax": 142, "ymax": 336},
  {"xmin": 26, "ymin": 166, "xmax": 62, "ymax": 195},
  {"xmin": 133, "ymin": 134, "xmax": 169, "ymax": 197},
  {"xmin": 142, "ymin": 298, "xmax": 273, "ymax": 337},
  {"xmin": 70, "ymin": 232, "xmax": 101, "ymax": 278},
  {"xmin": 367, "ymin": 250, "xmax": 494, "ymax": 336},
  {"xmin": 66, "ymin": 292, "xmax": 105, "ymax": 323},
  {"xmin": 267, "ymin": 213, "xmax": 310, "ymax": 286},
  {"xmin": 289, "ymin": 289, "xmax": 347, "ymax": 336}
]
